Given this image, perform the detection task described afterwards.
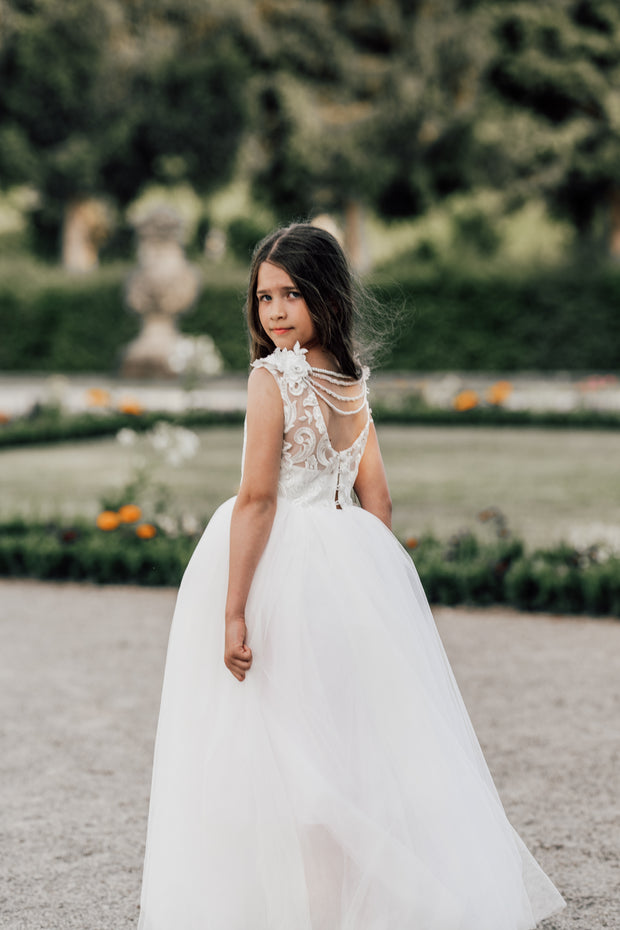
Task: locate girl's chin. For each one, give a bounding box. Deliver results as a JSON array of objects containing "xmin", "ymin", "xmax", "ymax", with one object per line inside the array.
[{"xmin": 272, "ymin": 333, "xmax": 298, "ymax": 346}]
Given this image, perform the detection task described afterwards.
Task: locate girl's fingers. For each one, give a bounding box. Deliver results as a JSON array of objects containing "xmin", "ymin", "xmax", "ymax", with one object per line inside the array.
[
  {"xmin": 234, "ymin": 646, "xmax": 252, "ymax": 663},
  {"xmin": 230, "ymin": 659, "xmax": 252, "ymax": 672},
  {"xmin": 224, "ymin": 649, "xmax": 253, "ymax": 680},
  {"xmin": 227, "ymin": 651, "xmax": 251, "ymax": 666},
  {"xmin": 229, "ymin": 661, "xmax": 249, "ymax": 680}
]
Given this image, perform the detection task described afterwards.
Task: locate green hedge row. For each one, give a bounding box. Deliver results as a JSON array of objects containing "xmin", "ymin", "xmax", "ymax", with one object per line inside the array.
[
  {"xmin": 1, "ymin": 519, "xmax": 618, "ymax": 616},
  {"xmin": 1, "ymin": 403, "xmax": 619, "ymax": 451},
  {"xmin": 0, "ymin": 276, "xmax": 249, "ymax": 373},
  {"xmin": 375, "ymin": 261, "xmax": 620, "ymax": 372},
  {"xmin": 412, "ymin": 535, "xmax": 620, "ymax": 616},
  {"xmin": 0, "ymin": 520, "xmax": 196, "ymax": 586},
  {"xmin": 0, "ymin": 408, "xmax": 245, "ymax": 449},
  {"xmin": 1, "ymin": 261, "xmax": 620, "ymax": 373}
]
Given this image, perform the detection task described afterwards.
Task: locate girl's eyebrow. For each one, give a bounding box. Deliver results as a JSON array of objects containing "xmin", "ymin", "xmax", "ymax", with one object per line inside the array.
[{"xmin": 256, "ymin": 285, "xmax": 297, "ymax": 295}]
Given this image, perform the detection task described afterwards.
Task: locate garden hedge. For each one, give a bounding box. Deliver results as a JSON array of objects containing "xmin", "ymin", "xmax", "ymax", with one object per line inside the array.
[
  {"xmin": 1, "ymin": 519, "xmax": 618, "ymax": 617},
  {"xmin": 374, "ymin": 260, "xmax": 620, "ymax": 372},
  {"xmin": 0, "ymin": 519, "xmax": 196, "ymax": 587},
  {"xmin": 1, "ymin": 260, "xmax": 620, "ymax": 373},
  {"xmin": 1, "ymin": 404, "xmax": 619, "ymax": 451}
]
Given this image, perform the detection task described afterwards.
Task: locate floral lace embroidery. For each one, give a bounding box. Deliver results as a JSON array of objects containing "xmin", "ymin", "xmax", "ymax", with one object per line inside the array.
[{"xmin": 252, "ymin": 343, "xmax": 371, "ymax": 508}]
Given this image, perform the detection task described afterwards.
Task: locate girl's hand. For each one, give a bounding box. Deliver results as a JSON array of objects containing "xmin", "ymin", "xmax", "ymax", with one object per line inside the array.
[{"xmin": 224, "ymin": 618, "xmax": 253, "ymax": 681}]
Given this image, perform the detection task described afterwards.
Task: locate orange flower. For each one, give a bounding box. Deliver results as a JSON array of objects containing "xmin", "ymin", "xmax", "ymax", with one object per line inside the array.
[
  {"xmin": 96, "ymin": 510, "xmax": 121, "ymax": 531},
  {"xmin": 0, "ymin": 412, "xmax": 11, "ymax": 424},
  {"xmin": 453, "ymin": 389, "xmax": 479, "ymax": 412},
  {"xmin": 118, "ymin": 397, "xmax": 144, "ymax": 415},
  {"xmin": 405, "ymin": 536, "xmax": 419, "ymax": 550},
  {"xmin": 136, "ymin": 523, "xmax": 157, "ymax": 539},
  {"xmin": 118, "ymin": 503, "xmax": 142, "ymax": 524},
  {"xmin": 486, "ymin": 380, "xmax": 513, "ymax": 406},
  {"xmin": 86, "ymin": 387, "xmax": 111, "ymax": 408}
]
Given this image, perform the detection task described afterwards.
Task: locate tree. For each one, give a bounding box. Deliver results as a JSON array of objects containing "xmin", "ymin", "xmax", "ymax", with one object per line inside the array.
[
  {"xmin": 0, "ymin": 0, "xmax": 249, "ymax": 267},
  {"xmin": 482, "ymin": 0, "xmax": 620, "ymax": 256},
  {"xmin": 243, "ymin": 0, "xmax": 492, "ymax": 265},
  {"xmin": 0, "ymin": 0, "xmax": 109, "ymax": 265}
]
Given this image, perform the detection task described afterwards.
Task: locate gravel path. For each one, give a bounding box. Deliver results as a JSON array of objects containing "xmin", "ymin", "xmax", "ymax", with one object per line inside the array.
[{"xmin": 1, "ymin": 579, "xmax": 618, "ymax": 929}]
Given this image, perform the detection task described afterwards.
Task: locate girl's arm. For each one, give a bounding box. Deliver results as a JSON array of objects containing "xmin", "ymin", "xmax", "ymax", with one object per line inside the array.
[
  {"xmin": 224, "ymin": 368, "xmax": 283, "ymax": 681},
  {"xmin": 353, "ymin": 422, "xmax": 392, "ymax": 531}
]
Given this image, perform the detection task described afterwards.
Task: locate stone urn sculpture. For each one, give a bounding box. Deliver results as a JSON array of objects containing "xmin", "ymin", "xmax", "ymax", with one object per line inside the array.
[{"xmin": 122, "ymin": 206, "xmax": 201, "ymax": 378}]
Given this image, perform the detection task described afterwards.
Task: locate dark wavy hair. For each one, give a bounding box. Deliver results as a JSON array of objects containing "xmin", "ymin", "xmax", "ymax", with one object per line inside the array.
[{"xmin": 246, "ymin": 223, "xmax": 363, "ymax": 379}]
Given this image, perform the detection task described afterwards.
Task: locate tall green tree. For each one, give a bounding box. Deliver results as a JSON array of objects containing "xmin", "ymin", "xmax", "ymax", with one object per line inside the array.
[
  {"xmin": 0, "ymin": 0, "xmax": 249, "ymax": 266},
  {"xmin": 482, "ymin": 0, "xmax": 620, "ymax": 255},
  {"xmin": 243, "ymin": 0, "xmax": 491, "ymax": 262}
]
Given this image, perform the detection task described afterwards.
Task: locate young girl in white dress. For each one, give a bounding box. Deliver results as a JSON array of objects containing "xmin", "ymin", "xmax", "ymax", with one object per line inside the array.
[{"xmin": 137, "ymin": 223, "xmax": 565, "ymax": 930}]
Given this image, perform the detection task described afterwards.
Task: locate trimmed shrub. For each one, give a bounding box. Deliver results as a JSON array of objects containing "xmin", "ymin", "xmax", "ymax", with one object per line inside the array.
[
  {"xmin": 1, "ymin": 403, "xmax": 619, "ymax": 453},
  {"xmin": 226, "ymin": 217, "xmax": 272, "ymax": 262},
  {"xmin": 0, "ymin": 520, "xmax": 197, "ymax": 587},
  {"xmin": 0, "ymin": 408, "xmax": 245, "ymax": 449},
  {"xmin": 0, "ymin": 275, "xmax": 248, "ymax": 373},
  {"xmin": 374, "ymin": 261, "xmax": 620, "ymax": 372},
  {"xmin": 1, "ymin": 259, "xmax": 620, "ymax": 373},
  {"xmin": 0, "ymin": 517, "xmax": 618, "ymax": 615}
]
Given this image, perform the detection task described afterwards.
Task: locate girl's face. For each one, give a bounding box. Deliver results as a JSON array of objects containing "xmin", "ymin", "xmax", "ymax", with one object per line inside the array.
[{"xmin": 256, "ymin": 262, "xmax": 317, "ymax": 351}]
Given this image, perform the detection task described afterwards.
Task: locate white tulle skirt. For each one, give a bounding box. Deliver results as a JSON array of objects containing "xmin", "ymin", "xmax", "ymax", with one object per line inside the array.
[{"xmin": 138, "ymin": 496, "xmax": 565, "ymax": 930}]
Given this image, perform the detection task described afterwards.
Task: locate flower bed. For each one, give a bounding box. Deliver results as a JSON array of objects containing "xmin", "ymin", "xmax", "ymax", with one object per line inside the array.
[
  {"xmin": 1, "ymin": 402, "xmax": 619, "ymax": 450},
  {"xmin": 409, "ymin": 534, "xmax": 620, "ymax": 617},
  {"xmin": 0, "ymin": 407, "xmax": 244, "ymax": 449},
  {"xmin": 1, "ymin": 517, "xmax": 618, "ymax": 616},
  {"xmin": 0, "ymin": 518, "xmax": 197, "ymax": 586}
]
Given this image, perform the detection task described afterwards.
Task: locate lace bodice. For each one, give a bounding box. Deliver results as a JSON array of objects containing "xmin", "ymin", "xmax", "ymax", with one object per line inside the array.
[{"xmin": 249, "ymin": 343, "xmax": 371, "ymax": 508}]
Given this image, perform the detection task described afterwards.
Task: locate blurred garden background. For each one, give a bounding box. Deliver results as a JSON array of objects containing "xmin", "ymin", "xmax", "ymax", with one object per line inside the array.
[{"xmin": 1, "ymin": 0, "xmax": 620, "ymax": 613}]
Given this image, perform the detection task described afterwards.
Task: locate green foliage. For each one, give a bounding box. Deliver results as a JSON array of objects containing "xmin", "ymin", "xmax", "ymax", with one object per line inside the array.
[
  {"xmin": 182, "ymin": 285, "xmax": 249, "ymax": 370},
  {"xmin": 1, "ymin": 403, "xmax": 619, "ymax": 453},
  {"xmin": 411, "ymin": 532, "xmax": 620, "ymax": 616},
  {"xmin": 503, "ymin": 549, "xmax": 620, "ymax": 616},
  {"xmin": 1, "ymin": 258, "xmax": 620, "ymax": 374},
  {"xmin": 0, "ymin": 278, "xmax": 139, "ymax": 371},
  {"xmin": 413, "ymin": 531, "xmax": 524, "ymax": 608},
  {"xmin": 0, "ymin": 518, "xmax": 195, "ymax": 586},
  {"xmin": 484, "ymin": 1, "xmax": 620, "ymax": 240},
  {"xmin": 100, "ymin": 28, "xmax": 249, "ymax": 205},
  {"xmin": 2, "ymin": 516, "xmax": 617, "ymax": 615},
  {"xmin": 247, "ymin": 0, "xmax": 490, "ymax": 220},
  {"xmin": 451, "ymin": 208, "xmax": 502, "ymax": 256},
  {"xmin": 0, "ymin": 272, "xmax": 248, "ymax": 372},
  {"xmin": 377, "ymin": 260, "xmax": 620, "ymax": 371},
  {"xmin": 0, "ymin": 1, "xmax": 250, "ymax": 252},
  {"xmin": 0, "ymin": 0, "xmax": 108, "ymax": 196},
  {"xmin": 3, "ymin": 0, "xmax": 620, "ymax": 258},
  {"xmin": 226, "ymin": 216, "xmax": 273, "ymax": 262}
]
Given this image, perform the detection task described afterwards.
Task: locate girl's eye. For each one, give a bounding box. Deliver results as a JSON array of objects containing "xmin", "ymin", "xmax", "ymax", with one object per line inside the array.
[
  {"xmin": 258, "ymin": 294, "xmax": 271, "ymax": 302},
  {"xmin": 288, "ymin": 291, "xmax": 301, "ymax": 299}
]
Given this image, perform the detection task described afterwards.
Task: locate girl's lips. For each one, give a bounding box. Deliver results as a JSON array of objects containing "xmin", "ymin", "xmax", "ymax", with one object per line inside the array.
[{"xmin": 272, "ymin": 328, "xmax": 292, "ymax": 335}]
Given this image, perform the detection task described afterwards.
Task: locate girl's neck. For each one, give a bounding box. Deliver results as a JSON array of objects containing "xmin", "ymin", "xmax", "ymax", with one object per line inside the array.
[{"xmin": 304, "ymin": 344, "xmax": 341, "ymax": 373}]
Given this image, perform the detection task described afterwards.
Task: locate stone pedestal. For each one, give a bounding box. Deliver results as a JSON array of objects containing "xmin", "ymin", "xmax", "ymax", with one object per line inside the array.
[{"xmin": 122, "ymin": 206, "xmax": 200, "ymax": 378}]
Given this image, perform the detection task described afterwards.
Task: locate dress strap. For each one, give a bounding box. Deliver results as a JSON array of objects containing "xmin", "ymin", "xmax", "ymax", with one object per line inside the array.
[{"xmin": 308, "ymin": 367, "xmax": 368, "ymax": 417}]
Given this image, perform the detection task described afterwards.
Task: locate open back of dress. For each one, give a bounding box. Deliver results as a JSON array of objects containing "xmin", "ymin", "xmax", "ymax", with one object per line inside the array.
[{"xmin": 252, "ymin": 344, "xmax": 371, "ymax": 509}]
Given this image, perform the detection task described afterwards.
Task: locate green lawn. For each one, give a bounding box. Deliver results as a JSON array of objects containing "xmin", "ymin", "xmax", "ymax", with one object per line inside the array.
[{"xmin": 1, "ymin": 425, "xmax": 619, "ymax": 546}]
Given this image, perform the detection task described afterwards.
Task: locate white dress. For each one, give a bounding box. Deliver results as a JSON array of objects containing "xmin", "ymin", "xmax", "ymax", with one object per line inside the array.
[{"xmin": 138, "ymin": 344, "xmax": 565, "ymax": 930}]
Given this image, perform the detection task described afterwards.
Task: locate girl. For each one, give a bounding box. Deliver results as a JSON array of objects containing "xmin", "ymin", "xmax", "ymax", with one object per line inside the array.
[{"xmin": 137, "ymin": 224, "xmax": 565, "ymax": 930}]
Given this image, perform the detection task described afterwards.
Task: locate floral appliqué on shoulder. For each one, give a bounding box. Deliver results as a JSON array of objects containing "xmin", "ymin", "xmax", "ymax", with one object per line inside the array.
[{"xmin": 252, "ymin": 342, "xmax": 310, "ymax": 396}]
